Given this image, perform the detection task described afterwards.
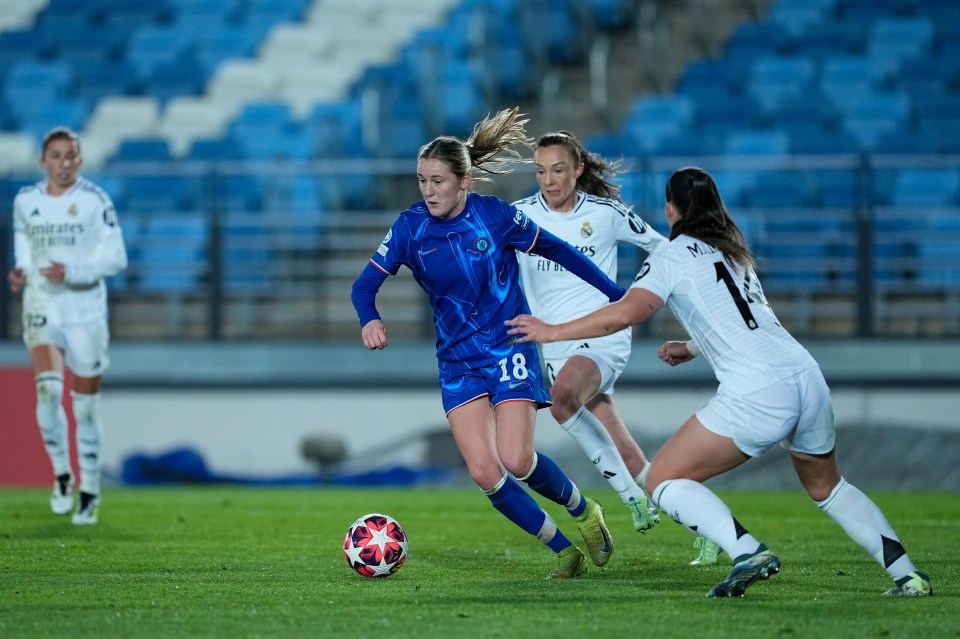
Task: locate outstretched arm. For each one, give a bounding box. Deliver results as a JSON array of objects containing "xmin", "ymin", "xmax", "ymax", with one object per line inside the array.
[{"xmin": 506, "ymin": 287, "xmax": 664, "ymax": 343}]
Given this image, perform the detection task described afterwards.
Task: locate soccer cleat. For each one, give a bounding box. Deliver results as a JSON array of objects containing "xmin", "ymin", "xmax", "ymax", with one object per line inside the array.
[
  {"xmin": 545, "ymin": 545, "xmax": 588, "ymax": 580},
  {"xmin": 708, "ymin": 546, "xmax": 780, "ymax": 598},
  {"xmin": 50, "ymin": 473, "xmax": 74, "ymax": 515},
  {"xmin": 690, "ymin": 535, "xmax": 724, "ymax": 566},
  {"xmin": 71, "ymin": 492, "xmax": 100, "ymax": 526},
  {"xmin": 575, "ymin": 497, "xmax": 614, "ymax": 567},
  {"xmin": 883, "ymin": 571, "xmax": 933, "ymax": 597},
  {"xmin": 626, "ymin": 496, "xmax": 660, "ymax": 533}
]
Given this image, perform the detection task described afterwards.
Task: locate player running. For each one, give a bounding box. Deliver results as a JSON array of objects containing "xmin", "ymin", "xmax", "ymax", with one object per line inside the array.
[{"xmin": 7, "ymin": 127, "xmax": 128, "ymax": 525}]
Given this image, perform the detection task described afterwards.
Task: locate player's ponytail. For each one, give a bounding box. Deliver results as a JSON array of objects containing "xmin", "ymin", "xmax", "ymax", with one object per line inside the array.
[
  {"xmin": 666, "ymin": 167, "xmax": 755, "ymax": 270},
  {"xmin": 419, "ymin": 108, "xmax": 532, "ymax": 184}
]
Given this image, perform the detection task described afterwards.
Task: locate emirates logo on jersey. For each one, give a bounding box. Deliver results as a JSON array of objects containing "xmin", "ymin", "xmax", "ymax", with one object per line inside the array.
[
  {"xmin": 68, "ymin": 203, "xmax": 78, "ymax": 216},
  {"xmin": 580, "ymin": 222, "xmax": 593, "ymax": 238}
]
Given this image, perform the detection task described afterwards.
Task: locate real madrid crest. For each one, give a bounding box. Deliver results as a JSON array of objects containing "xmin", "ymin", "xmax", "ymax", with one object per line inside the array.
[
  {"xmin": 68, "ymin": 203, "xmax": 78, "ymax": 216},
  {"xmin": 580, "ymin": 222, "xmax": 593, "ymax": 239}
]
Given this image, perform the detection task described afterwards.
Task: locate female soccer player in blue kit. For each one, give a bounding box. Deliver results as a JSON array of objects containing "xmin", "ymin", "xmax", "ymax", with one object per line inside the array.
[{"xmin": 351, "ymin": 108, "xmax": 624, "ymax": 578}]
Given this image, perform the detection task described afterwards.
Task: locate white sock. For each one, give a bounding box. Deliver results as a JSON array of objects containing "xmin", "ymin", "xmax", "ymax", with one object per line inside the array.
[
  {"xmin": 560, "ymin": 405, "xmax": 645, "ymax": 503},
  {"xmin": 72, "ymin": 392, "xmax": 104, "ymax": 495},
  {"xmin": 35, "ymin": 372, "xmax": 70, "ymax": 477},
  {"xmin": 635, "ymin": 465, "xmax": 650, "ymax": 497},
  {"xmin": 653, "ymin": 478, "xmax": 762, "ymax": 561},
  {"xmin": 816, "ymin": 477, "xmax": 917, "ymax": 581}
]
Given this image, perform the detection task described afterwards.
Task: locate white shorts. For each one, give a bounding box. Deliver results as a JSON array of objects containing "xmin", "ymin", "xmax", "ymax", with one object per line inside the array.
[
  {"xmin": 544, "ymin": 350, "xmax": 619, "ymax": 395},
  {"xmin": 22, "ymin": 310, "xmax": 111, "ymax": 378},
  {"xmin": 696, "ymin": 367, "xmax": 835, "ymax": 457}
]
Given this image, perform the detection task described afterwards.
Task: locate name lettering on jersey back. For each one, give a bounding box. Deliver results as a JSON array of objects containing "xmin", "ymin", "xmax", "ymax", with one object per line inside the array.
[{"xmin": 686, "ymin": 242, "xmax": 720, "ymax": 258}]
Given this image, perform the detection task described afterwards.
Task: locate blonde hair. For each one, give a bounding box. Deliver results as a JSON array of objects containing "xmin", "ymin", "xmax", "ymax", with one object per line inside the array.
[{"xmin": 418, "ymin": 107, "xmax": 532, "ymax": 183}]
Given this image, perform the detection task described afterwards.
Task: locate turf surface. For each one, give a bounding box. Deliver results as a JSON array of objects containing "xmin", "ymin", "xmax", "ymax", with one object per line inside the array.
[{"xmin": 1, "ymin": 487, "xmax": 956, "ymax": 638}]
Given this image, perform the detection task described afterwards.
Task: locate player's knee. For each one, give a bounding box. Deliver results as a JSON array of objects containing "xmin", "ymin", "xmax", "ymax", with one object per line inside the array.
[
  {"xmin": 548, "ymin": 385, "xmax": 581, "ymax": 422},
  {"xmin": 501, "ymin": 452, "xmax": 535, "ymax": 479},
  {"xmin": 35, "ymin": 375, "xmax": 64, "ymax": 405}
]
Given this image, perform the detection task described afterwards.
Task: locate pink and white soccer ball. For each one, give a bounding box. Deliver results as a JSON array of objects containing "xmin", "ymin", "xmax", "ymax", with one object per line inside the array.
[{"xmin": 343, "ymin": 513, "xmax": 408, "ymax": 578}]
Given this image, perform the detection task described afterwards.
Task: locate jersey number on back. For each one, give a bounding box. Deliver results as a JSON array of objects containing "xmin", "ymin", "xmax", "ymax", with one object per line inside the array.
[{"xmin": 714, "ymin": 262, "xmax": 758, "ymax": 330}]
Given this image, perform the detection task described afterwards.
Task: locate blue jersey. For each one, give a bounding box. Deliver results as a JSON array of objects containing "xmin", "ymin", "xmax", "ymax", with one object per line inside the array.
[{"xmin": 352, "ymin": 193, "xmax": 624, "ymax": 373}]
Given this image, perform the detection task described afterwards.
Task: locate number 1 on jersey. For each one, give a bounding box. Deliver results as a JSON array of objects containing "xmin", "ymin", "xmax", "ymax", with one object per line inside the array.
[{"xmin": 714, "ymin": 261, "xmax": 758, "ymax": 330}]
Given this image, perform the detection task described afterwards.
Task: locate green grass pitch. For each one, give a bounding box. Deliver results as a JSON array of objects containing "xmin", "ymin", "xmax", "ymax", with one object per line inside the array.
[{"xmin": 1, "ymin": 487, "xmax": 956, "ymax": 638}]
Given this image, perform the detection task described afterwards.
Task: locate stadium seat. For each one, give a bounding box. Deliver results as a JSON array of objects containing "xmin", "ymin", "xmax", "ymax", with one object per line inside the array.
[
  {"xmin": 724, "ymin": 130, "xmax": 790, "ymax": 156},
  {"xmin": 121, "ymin": 174, "xmax": 201, "ymax": 213},
  {"xmin": 137, "ymin": 214, "xmax": 209, "ymax": 293},
  {"xmin": 746, "ymin": 55, "xmax": 817, "ymax": 112},
  {"xmin": 867, "ymin": 17, "xmax": 935, "ymax": 74},
  {"xmin": 109, "ymin": 139, "xmax": 173, "ymax": 163},
  {"xmin": 890, "ymin": 168, "xmax": 960, "ymax": 206},
  {"xmin": 820, "ymin": 56, "xmax": 886, "ymax": 106},
  {"xmin": 14, "ymin": 99, "xmax": 90, "ymax": 144},
  {"xmin": 0, "ymin": 132, "xmax": 37, "ymax": 173}
]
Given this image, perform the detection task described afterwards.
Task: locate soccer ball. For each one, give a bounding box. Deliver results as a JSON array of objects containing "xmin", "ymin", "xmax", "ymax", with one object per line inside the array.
[{"xmin": 343, "ymin": 513, "xmax": 408, "ymax": 578}]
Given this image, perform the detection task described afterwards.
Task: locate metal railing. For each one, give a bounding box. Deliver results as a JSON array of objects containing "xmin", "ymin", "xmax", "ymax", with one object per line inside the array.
[{"xmin": 2, "ymin": 154, "xmax": 959, "ymax": 340}]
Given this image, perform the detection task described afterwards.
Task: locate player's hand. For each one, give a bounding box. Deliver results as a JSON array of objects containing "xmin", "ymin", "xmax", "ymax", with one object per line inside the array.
[
  {"xmin": 7, "ymin": 268, "xmax": 25, "ymax": 293},
  {"xmin": 505, "ymin": 314, "xmax": 556, "ymax": 343},
  {"xmin": 657, "ymin": 340, "xmax": 695, "ymax": 367},
  {"xmin": 361, "ymin": 319, "xmax": 388, "ymax": 350},
  {"xmin": 40, "ymin": 261, "xmax": 66, "ymax": 284}
]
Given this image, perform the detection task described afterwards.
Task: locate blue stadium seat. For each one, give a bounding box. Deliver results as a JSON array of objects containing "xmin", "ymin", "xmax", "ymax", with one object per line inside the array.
[
  {"xmin": 73, "ymin": 59, "xmax": 140, "ymax": 102},
  {"xmin": 767, "ymin": 0, "xmax": 835, "ymax": 37},
  {"xmin": 789, "ymin": 19, "xmax": 866, "ymax": 59},
  {"xmin": 746, "ymin": 55, "xmax": 817, "ymax": 112},
  {"xmin": 304, "ymin": 101, "xmax": 364, "ymax": 159},
  {"xmin": 137, "ymin": 214, "xmax": 208, "ymax": 293},
  {"xmin": 837, "ymin": 92, "xmax": 912, "ymax": 150},
  {"xmin": 3, "ymin": 60, "xmax": 74, "ymax": 117},
  {"xmin": 15, "ymin": 99, "xmax": 90, "ymax": 143},
  {"xmin": 122, "ymin": 174, "xmax": 201, "ymax": 213},
  {"xmin": 743, "ymin": 170, "xmax": 815, "ymax": 208},
  {"xmin": 584, "ymin": 0, "xmax": 635, "ymax": 31},
  {"xmin": 890, "ymin": 168, "xmax": 960, "ymax": 206},
  {"xmin": 867, "ymin": 16, "xmax": 935, "ymax": 74},
  {"xmin": 220, "ymin": 212, "xmax": 274, "ymax": 292},
  {"xmin": 820, "ymin": 56, "xmax": 886, "ymax": 106},
  {"xmin": 143, "ymin": 58, "xmax": 205, "ymax": 103},
  {"xmin": 724, "ymin": 130, "xmax": 790, "ymax": 156},
  {"xmin": 109, "ymin": 139, "xmax": 173, "ymax": 163},
  {"xmin": 186, "ymin": 136, "xmax": 248, "ymax": 162}
]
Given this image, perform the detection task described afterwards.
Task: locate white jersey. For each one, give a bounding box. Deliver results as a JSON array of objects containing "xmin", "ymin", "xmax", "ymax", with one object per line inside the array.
[
  {"xmin": 13, "ymin": 177, "xmax": 127, "ymax": 326},
  {"xmin": 514, "ymin": 191, "xmax": 667, "ymax": 365},
  {"xmin": 633, "ymin": 234, "xmax": 818, "ymax": 395}
]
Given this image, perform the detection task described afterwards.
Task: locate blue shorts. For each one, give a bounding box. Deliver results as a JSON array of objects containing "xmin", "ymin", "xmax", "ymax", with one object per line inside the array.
[{"xmin": 439, "ymin": 348, "xmax": 552, "ymax": 415}]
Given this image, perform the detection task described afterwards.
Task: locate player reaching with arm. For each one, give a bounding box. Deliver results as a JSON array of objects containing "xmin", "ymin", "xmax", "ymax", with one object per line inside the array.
[
  {"xmin": 7, "ymin": 127, "xmax": 128, "ymax": 525},
  {"xmin": 507, "ymin": 167, "xmax": 932, "ymax": 597},
  {"xmin": 351, "ymin": 108, "xmax": 626, "ymax": 579},
  {"xmin": 513, "ymin": 131, "xmax": 667, "ymax": 534}
]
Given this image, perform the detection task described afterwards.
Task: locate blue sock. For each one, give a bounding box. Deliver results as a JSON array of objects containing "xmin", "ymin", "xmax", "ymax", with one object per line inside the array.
[
  {"xmin": 486, "ymin": 474, "xmax": 572, "ymax": 552},
  {"xmin": 520, "ymin": 452, "xmax": 586, "ymax": 517}
]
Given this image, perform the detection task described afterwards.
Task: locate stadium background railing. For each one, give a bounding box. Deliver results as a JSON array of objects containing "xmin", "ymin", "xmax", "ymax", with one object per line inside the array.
[{"xmin": 2, "ymin": 153, "xmax": 958, "ymax": 342}]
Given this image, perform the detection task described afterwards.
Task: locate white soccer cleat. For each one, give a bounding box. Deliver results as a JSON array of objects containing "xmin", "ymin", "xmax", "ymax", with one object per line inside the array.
[
  {"xmin": 72, "ymin": 492, "xmax": 100, "ymax": 525},
  {"xmin": 50, "ymin": 474, "xmax": 74, "ymax": 515}
]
